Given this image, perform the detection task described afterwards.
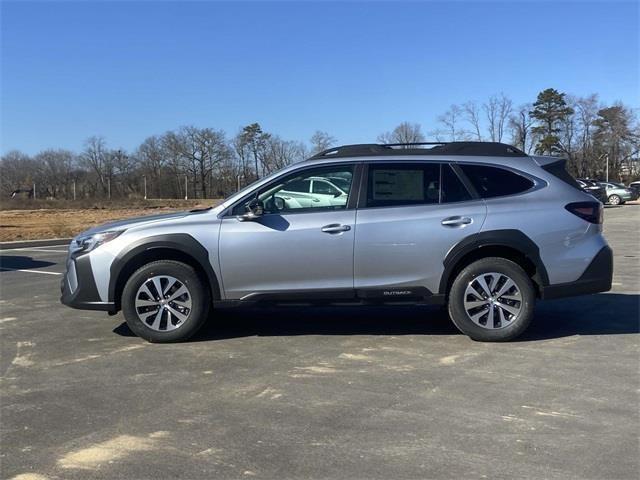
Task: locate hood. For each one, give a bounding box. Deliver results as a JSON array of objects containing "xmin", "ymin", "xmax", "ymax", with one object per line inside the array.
[{"xmin": 76, "ymin": 209, "xmax": 211, "ymax": 238}]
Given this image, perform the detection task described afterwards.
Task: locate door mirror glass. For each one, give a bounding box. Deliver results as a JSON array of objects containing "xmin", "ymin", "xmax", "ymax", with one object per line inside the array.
[
  {"xmin": 273, "ymin": 196, "xmax": 286, "ymax": 211},
  {"xmin": 237, "ymin": 198, "xmax": 264, "ymax": 221}
]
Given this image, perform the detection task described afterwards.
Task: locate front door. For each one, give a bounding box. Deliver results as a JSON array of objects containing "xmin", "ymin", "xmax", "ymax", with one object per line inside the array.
[
  {"xmin": 354, "ymin": 162, "xmax": 486, "ymax": 295},
  {"xmin": 219, "ymin": 164, "xmax": 358, "ymax": 300}
]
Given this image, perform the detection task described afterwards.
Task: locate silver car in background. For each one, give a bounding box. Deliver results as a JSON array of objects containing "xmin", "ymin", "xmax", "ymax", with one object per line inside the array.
[
  {"xmin": 598, "ymin": 181, "xmax": 634, "ymax": 205},
  {"xmin": 61, "ymin": 142, "xmax": 613, "ymax": 343}
]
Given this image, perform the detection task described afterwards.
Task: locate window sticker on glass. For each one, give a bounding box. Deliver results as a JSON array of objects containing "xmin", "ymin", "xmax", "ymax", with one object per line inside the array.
[{"xmin": 372, "ymin": 170, "xmax": 424, "ymax": 201}]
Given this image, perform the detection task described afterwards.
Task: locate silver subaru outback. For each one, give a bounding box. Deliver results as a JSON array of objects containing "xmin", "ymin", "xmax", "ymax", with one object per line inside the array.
[{"xmin": 61, "ymin": 142, "xmax": 613, "ymax": 343}]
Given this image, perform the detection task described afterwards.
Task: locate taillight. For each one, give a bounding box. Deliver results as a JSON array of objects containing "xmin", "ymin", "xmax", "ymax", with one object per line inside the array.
[{"xmin": 565, "ymin": 201, "xmax": 603, "ymax": 224}]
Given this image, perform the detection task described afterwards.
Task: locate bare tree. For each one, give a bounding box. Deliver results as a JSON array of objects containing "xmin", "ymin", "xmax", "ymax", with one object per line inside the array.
[
  {"xmin": 310, "ymin": 131, "xmax": 336, "ymax": 154},
  {"xmin": 484, "ymin": 93, "xmax": 513, "ymax": 142},
  {"xmin": 36, "ymin": 149, "xmax": 76, "ymax": 198},
  {"xmin": 462, "ymin": 101, "xmax": 483, "ymax": 141},
  {"xmin": 232, "ymin": 130, "xmax": 253, "ymax": 182},
  {"xmin": 573, "ymin": 94, "xmax": 600, "ymax": 177},
  {"xmin": 0, "ymin": 150, "xmax": 36, "ymax": 197},
  {"xmin": 437, "ymin": 106, "xmax": 463, "ymax": 141},
  {"xmin": 263, "ymin": 136, "xmax": 306, "ymax": 174},
  {"xmin": 176, "ymin": 126, "xmax": 230, "ymax": 198},
  {"xmin": 81, "ymin": 136, "xmax": 111, "ymax": 196},
  {"xmin": 136, "ymin": 135, "xmax": 167, "ymax": 198},
  {"xmin": 377, "ymin": 122, "xmax": 425, "ymax": 146},
  {"xmin": 509, "ymin": 104, "xmax": 536, "ymax": 154}
]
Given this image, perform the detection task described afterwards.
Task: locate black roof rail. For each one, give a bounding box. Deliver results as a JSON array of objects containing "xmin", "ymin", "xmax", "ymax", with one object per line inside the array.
[{"xmin": 309, "ymin": 142, "xmax": 527, "ymax": 159}]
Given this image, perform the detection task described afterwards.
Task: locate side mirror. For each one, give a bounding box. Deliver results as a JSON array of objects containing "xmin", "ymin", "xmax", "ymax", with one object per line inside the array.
[
  {"xmin": 237, "ymin": 198, "xmax": 264, "ymax": 222},
  {"xmin": 273, "ymin": 196, "xmax": 285, "ymax": 211}
]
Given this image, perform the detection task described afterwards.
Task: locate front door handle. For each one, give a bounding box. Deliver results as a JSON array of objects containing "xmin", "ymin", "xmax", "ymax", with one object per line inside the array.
[
  {"xmin": 321, "ymin": 224, "xmax": 351, "ymax": 234},
  {"xmin": 441, "ymin": 216, "xmax": 472, "ymax": 227}
]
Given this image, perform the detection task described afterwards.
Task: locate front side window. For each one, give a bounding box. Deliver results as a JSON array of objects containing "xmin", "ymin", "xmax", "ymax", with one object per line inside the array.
[
  {"xmin": 232, "ymin": 165, "xmax": 354, "ymax": 215},
  {"xmin": 459, "ymin": 164, "xmax": 534, "ymax": 198}
]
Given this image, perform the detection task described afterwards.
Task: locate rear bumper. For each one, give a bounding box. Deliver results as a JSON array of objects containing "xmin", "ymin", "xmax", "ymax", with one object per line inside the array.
[
  {"xmin": 541, "ymin": 246, "xmax": 613, "ymax": 300},
  {"xmin": 60, "ymin": 253, "xmax": 115, "ymax": 312}
]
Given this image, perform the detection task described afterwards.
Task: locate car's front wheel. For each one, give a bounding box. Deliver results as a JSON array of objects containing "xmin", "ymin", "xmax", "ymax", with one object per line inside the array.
[
  {"xmin": 121, "ymin": 260, "xmax": 210, "ymax": 343},
  {"xmin": 447, "ymin": 257, "xmax": 535, "ymax": 342},
  {"xmin": 608, "ymin": 194, "xmax": 621, "ymax": 205}
]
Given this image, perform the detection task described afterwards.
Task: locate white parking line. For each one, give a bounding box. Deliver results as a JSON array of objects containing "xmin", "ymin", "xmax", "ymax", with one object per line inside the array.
[
  {"xmin": 21, "ymin": 248, "xmax": 67, "ymax": 253},
  {"xmin": 0, "ymin": 247, "xmax": 68, "ymax": 253},
  {"xmin": 0, "ymin": 268, "xmax": 62, "ymax": 275}
]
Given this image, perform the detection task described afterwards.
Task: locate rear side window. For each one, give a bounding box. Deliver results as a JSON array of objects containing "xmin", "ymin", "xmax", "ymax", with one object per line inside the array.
[
  {"xmin": 367, "ymin": 163, "xmax": 440, "ymax": 207},
  {"xmin": 459, "ymin": 164, "xmax": 534, "ymax": 198},
  {"xmin": 365, "ymin": 163, "xmax": 472, "ymax": 207}
]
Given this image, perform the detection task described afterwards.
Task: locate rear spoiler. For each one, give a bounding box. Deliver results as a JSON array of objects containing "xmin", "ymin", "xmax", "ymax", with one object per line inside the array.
[
  {"xmin": 531, "ymin": 155, "xmax": 567, "ymax": 167},
  {"xmin": 534, "ymin": 156, "xmax": 582, "ymax": 190}
]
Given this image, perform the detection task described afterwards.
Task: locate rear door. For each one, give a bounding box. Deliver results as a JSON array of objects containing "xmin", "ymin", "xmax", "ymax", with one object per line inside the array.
[{"xmin": 354, "ymin": 162, "xmax": 486, "ymax": 295}]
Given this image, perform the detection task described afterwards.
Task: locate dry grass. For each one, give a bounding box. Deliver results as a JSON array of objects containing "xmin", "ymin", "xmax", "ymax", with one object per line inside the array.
[{"xmin": 0, "ymin": 199, "xmax": 222, "ymax": 242}]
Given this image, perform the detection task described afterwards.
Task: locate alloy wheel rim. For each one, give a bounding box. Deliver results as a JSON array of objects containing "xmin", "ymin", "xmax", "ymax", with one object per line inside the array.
[
  {"xmin": 135, "ymin": 275, "xmax": 192, "ymax": 332},
  {"xmin": 610, "ymin": 195, "xmax": 620, "ymax": 205},
  {"xmin": 463, "ymin": 272, "xmax": 522, "ymax": 330}
]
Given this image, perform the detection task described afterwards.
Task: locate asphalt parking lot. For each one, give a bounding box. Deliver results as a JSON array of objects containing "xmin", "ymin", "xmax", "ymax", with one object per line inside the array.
[{"xmin": 1, "ymin": 206, "xmax": 639, "ymax": 480}]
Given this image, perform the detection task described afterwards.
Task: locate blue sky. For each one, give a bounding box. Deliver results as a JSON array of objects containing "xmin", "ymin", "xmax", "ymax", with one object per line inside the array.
[{"xmin": 1, "ymin": 0, "xmax": 638, "ymax": 155}]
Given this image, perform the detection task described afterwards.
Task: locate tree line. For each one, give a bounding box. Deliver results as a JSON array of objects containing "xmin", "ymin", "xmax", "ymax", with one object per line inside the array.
[{"xmin": 2, "ymin": 88, "xmax": 638, "ymax": 200}]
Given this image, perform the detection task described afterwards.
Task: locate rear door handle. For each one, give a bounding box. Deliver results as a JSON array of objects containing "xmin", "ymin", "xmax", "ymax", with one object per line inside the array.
[
  {"xmin": 321, "ymin": 224, "xmax": 351, "ymax": 234},
  {"xmin": 441, "ymin": 216, "xmax": 472, "ymax": 227}
]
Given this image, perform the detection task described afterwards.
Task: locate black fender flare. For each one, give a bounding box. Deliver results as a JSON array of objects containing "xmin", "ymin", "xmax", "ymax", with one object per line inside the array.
[
  {"xmin": 439, "ymin": 229, "xmax": 549, "ymax": 295},
  {"xmin": 108, "ymin": 233, "xmax": 221, "ymax": 305}
]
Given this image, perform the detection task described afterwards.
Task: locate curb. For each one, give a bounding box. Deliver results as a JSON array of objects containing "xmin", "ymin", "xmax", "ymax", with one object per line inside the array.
[{"xmin": 0, "ymin": 238, "xmax": 72, "ymax": 250}]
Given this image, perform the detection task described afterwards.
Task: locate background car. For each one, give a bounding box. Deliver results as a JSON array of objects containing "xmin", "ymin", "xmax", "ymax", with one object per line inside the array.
[
  {"xmin": 597, "ymin": 181, "xmax": 634, "ymax": 205},
  {"xmin": 577, "ymin": 178, "xmax": 607, "ymax": 203},
  {"xmin": 275, "ymin": 175, "xmax": 350, "ymax": 209},
  {"xmin": 627, "ymin": 181, "xmax": 640, "ymax": 200}
]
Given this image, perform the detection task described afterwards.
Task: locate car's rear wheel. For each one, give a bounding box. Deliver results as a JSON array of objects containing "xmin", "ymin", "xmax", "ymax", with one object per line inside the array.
[
  {"xmin": 121, "ymin": 260, "xmax": 209, "ymax": 343},
  {"xmin": 448, "ymin": 257, "xmax": 535, "ymax": 342},
  {"xmin": 608, "ymin": 194, "xmax": 621, "ymax": 205}
]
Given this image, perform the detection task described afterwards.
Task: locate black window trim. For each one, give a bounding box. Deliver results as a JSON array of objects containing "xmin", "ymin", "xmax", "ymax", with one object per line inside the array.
[
  {"xmin": 357, "ymin": 161, "xmax": 479, "ymax": 210},
  {"xmin": 220, "ymin": 162, "xmax": 364, "ymax": 218}
]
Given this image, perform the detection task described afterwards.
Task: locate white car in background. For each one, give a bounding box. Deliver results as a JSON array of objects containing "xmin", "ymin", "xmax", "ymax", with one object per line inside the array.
[{"xmin": 278, "ymin": 176, "xmax": 349, "ymax": 209}]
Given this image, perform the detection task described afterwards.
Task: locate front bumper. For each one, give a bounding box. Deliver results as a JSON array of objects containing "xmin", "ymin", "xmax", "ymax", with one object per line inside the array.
[
  {"xmin": 541, "ymin": 246, "xmax": 613, "ymax": 300},
  {"xmin": 60, "ymin": 252, "xmax": 115, "ymax": 311}
]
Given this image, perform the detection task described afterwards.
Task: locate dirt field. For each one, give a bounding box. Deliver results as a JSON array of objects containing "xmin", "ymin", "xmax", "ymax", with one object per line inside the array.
[{"xmin": 0, "ymin": 200, "xmax": 220, "ymax": 241}]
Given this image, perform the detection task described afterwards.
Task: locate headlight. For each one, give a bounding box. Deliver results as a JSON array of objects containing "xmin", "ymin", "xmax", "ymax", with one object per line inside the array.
[{"xmin": 70, "ymin": 230, "xmax": 124, "ymax": 254}]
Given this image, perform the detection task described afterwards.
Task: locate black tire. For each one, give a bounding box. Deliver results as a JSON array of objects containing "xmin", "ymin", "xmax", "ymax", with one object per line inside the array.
[
  {"xmin": 121, "ymin": 260, "xmax": 210, "ymax": 343},
  {"xmin": 608, "ymin": 194, "xmax": 621, "ymax": 206},
  {"xmin": 447, "ymin": 257, "xmax": 535, "ymax": 342}
]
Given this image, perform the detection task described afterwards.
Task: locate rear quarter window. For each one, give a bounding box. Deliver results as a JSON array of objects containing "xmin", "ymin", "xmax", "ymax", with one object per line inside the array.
[{"xmin": 459, "ymin": 164, "xmax": 534, "ymax": 199}]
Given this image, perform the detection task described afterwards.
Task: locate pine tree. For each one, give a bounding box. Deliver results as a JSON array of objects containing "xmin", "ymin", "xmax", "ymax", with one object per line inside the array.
[{"xmin": 530, "ymin": 88, "xmax": 574, "ymax": 155}]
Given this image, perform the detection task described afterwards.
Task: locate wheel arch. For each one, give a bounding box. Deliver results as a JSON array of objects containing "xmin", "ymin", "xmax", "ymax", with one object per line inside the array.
[
  {"xmin": 109, "ymin": 234, "xmax": 220, "ymax": 311},
  {"xmin": 439, "ymin": 230, "xmax": 549, "ymax": 298}
]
